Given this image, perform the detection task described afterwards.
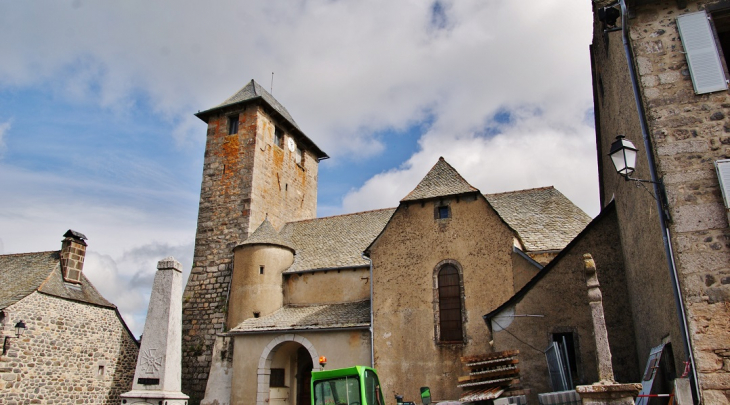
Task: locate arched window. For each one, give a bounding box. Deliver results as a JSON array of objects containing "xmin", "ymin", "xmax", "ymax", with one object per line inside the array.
[{"xmin": 437, "ymin": 263, "xmax": 463, "ymax": 342}]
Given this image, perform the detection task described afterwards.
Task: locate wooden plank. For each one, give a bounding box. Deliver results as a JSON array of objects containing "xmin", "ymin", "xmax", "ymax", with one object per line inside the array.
[
  {"xmin": 464, "ymin": 358, "xmax": 519, "ymax": 370},
  {"xmin": 457, "ymin": 377, "xmax": 520, "ymax": 389},
  {"xmin": 460, "ymin": 350, "xmax": 519, "ymax": 364}
]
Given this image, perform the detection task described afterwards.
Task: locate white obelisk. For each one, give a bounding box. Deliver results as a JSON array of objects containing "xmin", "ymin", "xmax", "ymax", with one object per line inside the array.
[{"xmin": 121, "ymin": 257, "xmax": 189, "ymax": 404}]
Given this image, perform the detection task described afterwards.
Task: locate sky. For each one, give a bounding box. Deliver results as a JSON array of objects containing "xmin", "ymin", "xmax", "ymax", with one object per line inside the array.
[{"xmin": 0, "ymin": 0, "xmax": 599, "ymax": 337}]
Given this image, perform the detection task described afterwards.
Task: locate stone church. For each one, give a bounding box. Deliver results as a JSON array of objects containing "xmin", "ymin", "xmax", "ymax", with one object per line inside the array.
[{"xmin": 180, "ymin": 80, "xmax": 593, "ymax": 405}]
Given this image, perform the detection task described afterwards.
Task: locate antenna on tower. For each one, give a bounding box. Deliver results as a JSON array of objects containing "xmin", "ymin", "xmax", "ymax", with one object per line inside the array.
[{"xmin": 271, "ymin": 72, "xmax": 274, "ymax": 94}]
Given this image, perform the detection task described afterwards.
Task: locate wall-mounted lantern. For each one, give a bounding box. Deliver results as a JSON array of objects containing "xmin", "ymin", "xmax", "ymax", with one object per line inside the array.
[
  {"xmin": 608, "ymin": 135, "xmax": 671, "ymax": 222},
  {"xmin": 2, "ymin": 320, "xmax": 27, "ymax": 355},
  {"xmin": 14, "ymin": 320, "xmax": 26, "ymax": 338}
]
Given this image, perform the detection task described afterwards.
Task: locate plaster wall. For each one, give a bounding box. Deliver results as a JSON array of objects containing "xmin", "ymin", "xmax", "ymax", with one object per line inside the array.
[
  {"xmin": 512, "ymin": 251, "xmax": 542, "ymax": 292},
  {"xmin": 284, "ymin": 268, "xmax": 371, "ymax": 305},
  {"xmin": 0, "ymin": 292, "xmax": 138, "ymax": 404},
  {"xmin": 230, "ymin": 330, "xmax": 371, "ymax": 405},
  {"xmin": 592, "ymin": 1, "xmax": 730, "ymax": 398},
  {"xmin": 369, "ymin": 194, "xmax": 516, "ymax": 402},
  {"xmin": 229, "ymin": 244, "xmax": 294, "ymax": 328},
  {"xmin": 491, "ymin": 207, "xmax": 638, "ymax": 403}
]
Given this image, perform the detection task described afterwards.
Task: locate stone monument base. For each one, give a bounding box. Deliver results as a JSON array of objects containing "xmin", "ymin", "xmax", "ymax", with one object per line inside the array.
[
  {"xmin": 121, "ymin": 390, "xmax": 190, "ymax": 405},
  {"xmin": 576, "ymin": 382, "xmax": 642, "ymax": 405}
]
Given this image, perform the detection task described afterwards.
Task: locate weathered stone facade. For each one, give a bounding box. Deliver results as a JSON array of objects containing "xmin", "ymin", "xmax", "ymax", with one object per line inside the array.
[
  {"xmin": 0, "ymin": 292, "xmax": 138, "ymax": 404},
  {"xmin": 368, "ymin": 193, "xmax": 518, "ymax": 401},
  {"xmin": 591, "ymin": 0, "xmax": 730, "ymax": 401},
  {"xmin": 182, "ymin": 81, "xmax": 323, "ymax": 403}
]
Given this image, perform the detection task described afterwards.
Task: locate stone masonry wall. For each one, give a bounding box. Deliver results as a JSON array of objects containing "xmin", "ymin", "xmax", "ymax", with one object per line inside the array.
[
  {"xmin": 593, "ymin": 1, "xmax": 730, "ymax": 401},
  {"xmin": 182, "ymin": 103, "xmax": 319, "ymax": 404},
  {"xmin": 0, "ymin": 292, "xmax": 138, "ymax": 404}
]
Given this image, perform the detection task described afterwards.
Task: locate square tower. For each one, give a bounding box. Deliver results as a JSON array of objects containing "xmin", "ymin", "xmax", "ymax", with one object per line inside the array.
[{"xmin": 181, "ymin": 80, "xmax": 327, "ymax": 403}]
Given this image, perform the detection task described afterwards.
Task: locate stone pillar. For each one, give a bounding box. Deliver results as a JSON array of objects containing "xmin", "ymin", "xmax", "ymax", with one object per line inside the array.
[
  {"xmin": 121, "ymin": 257, "xmax": 190, "ymax": 405},
  {"xmin": 575, "ymin": 254, "xmax": 641, "ymax": 405}
]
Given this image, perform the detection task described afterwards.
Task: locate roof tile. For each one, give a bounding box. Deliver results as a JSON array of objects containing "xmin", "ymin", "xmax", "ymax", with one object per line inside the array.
[
  {"xmin": 486, "ymin": 186, "xmax": 591, "ymax": 252},
  {"xmin": 229, "ymin": 300, "xmax": 370, "ymax": 333}
]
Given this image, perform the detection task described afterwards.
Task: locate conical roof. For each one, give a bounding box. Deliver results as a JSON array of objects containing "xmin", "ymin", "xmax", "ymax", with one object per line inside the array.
[
  {"xmin": 238, "ymin": 218, "xmax": 294, "ymax": 251},
  {"xmin": 401, "ymin": 157, "xmax": 479, "ymax": 202}
]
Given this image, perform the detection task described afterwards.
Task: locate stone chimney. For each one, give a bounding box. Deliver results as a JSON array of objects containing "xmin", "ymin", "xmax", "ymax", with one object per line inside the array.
[{"xmin": 60, "ymin": 230, "xmax": 87, "ymax": 283}]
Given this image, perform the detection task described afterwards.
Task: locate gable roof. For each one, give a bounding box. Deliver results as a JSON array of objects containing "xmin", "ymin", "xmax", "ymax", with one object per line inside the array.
[
  {"xmin": 239, "ymin": 217, "xmax": 294, "ymax": 251},
  {"xmin": 195, "ymin": 79, "xmax": 328, "ymax": 160},
  {"xmin": 279, "ymin": 208, "xmax": 395, "ymax": 273},
  {"xmin": 228, "ymin": 300, "xmax": 370, "ymax": 335},
  {"xmin": 482, "ymin": 202, "xmax": 614, "ymax": 323},
  {"xmin": 0, "ymin": 250, "xmax": 113, "ymax": 310},
  {"xmin": 486, "ymin": 186, "xmax": 591, "ymax": 252},
  {"xmin": 401, "ymin": 157, "xmax": 479, "ymax": 202}
]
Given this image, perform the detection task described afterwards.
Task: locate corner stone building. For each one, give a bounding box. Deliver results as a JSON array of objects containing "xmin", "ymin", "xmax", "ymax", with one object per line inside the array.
[
  {"xmin": 0, "ymin": 230, "xmax": 139, "ymax": 404},
  {"xmin": 590, "ymin": 0, "xmax": 730, "ymax": 402},
  {"xmin": 181, "ymin": 80, "xmax": 592, "ymax": 404}
]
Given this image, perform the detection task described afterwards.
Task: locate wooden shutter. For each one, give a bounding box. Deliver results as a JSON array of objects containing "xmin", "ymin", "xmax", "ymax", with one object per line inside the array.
[
  {"xmin": 438, "ymin": 265, "xmax": 463, "ymax": 342},
  {"xmin": 715, "ymin": 159, "xmax": 730, "ymax": 208},
  {"xmin": 677, "ymin": 11, "xmax": 728, "ymax": 94}
]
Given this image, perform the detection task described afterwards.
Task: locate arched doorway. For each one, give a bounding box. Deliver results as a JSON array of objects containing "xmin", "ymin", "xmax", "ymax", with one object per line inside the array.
[{"xmin": 256, "ymin": 335, "xmax": 319, "ymax": 405}]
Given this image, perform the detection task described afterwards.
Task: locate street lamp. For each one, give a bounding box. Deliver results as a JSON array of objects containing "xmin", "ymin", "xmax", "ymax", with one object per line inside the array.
[
  {"xmin": 608, "ymin": 135, "xmax": 639, "ymax": 179},
  {"xmin": 14, "ymin": 320, "xmax": 26, "ymax": 338},
  {"xmin": 2, "ymin": 320, "xmax": 27, "ymax": 355},
  {"xmin": 608, "ymin": 135, "xmax": 671, "ymax": 222}
]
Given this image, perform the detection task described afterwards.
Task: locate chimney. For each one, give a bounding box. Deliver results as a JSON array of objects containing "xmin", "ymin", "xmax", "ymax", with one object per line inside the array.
[{"xmin": 61, "ymin": 230, "xmax": 87, "ymax": 283}]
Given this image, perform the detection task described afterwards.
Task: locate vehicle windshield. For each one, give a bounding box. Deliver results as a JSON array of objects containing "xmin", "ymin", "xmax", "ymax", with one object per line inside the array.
[{"xmin": 313, "ymin": 376, "xmax": 361, "ymax": 405}]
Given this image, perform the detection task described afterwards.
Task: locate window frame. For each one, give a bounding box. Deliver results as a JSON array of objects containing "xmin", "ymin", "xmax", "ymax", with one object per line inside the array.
[
  {"xmin": 228, "ymin": 115, "xmax": 239, "ymax": 135},
  {"xmin": 274, "ymin": 127, "xmax": 285, "ymax": 149},
  {"xmin": 432, "ymin": 260, "xmax": 466, "ymax": 344}
]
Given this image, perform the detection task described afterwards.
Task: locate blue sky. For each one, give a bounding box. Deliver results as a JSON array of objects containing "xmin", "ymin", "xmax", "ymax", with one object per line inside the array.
[{"xmin": 0, "ymin": 0, "xmax": 598, "ymax": 336}]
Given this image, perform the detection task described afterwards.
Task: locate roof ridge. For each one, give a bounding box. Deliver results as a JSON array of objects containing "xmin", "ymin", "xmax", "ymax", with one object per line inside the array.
[
  {"xmin": 0, "ymin": 250, "xmax": 59, "ymax": 258},
  {"xmin": 401, "ymin": 157, "xmax": 479, "ymax": 202},
  {"xmin": 284, "ymin": 207, "xmax": 396, "ymax": 225},
  {"xmin": 485, "ymin": 185, "xmax": 555, "ymax": 197}
]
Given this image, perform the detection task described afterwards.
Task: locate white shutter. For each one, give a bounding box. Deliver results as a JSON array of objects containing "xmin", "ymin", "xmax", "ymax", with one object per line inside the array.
[
  {"xmin": 677, "ymin": 11, "xmax": 728, "ymax": 94},
  {"xmin": 715, "ymin": 159, "xmax": 730, "ymax": 208}
]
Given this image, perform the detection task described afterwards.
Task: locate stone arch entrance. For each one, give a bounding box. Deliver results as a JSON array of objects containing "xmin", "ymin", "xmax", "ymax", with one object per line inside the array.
[{"xmin": 256, "ymin": 335, "xmax": 319, "ymax": 405}]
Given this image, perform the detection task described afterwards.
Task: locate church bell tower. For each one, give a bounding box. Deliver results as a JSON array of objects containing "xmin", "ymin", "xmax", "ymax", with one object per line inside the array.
[{"xmin": 181, "ymin": 80, "xmax": 327, "ymax": 403}]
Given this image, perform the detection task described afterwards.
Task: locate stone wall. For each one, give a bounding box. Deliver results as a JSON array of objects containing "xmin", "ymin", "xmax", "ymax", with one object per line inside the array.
[
  {"xmin": 182, "ymin": 102, "xmax": 319, "ymax": 403},
  {"xmin": 491, "ymin": 206, "xmax": 638, "ymax": 403},
  {"xmin": 0, "ymin": 291, "xmax": 138, "ymax": 404},
  {"xmin": 591, "ymin": 1, "xmax": 730, "ymax": 401},
  {"xmin": 369, "ymin": 194, "xmax": 516, "ymax": 401}
]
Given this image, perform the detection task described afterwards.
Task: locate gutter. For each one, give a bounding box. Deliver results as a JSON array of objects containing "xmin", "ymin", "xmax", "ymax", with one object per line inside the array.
[
  {"xmin": 613, "ymin": 1, "xmax": 699, "ymax": 401},
  {"xmin": 362, "ymin": 253, "xmax": 375, "ymax": 368}
]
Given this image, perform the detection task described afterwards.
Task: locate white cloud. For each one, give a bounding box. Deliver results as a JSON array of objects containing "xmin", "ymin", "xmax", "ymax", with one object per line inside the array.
[{"xmin": 0, "ymin": 120, "xmax": 10, "ymax": 158}]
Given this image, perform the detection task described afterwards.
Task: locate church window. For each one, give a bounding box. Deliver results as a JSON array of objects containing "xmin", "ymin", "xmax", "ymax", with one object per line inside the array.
[
  {"xmin": 228, "ymin": 116, "xmax": 239, "ymax": 135},
  {"xmin": 259, "ymin": 265, "xmax": 265, "ymax": 275},
  {"xmin": 270, "ymin": 368, "xmax": 286, "ymax": 387},
  {"xmin": 435, "ymin": 205, "xmax": 450, "ymax": 219},
  {"xmin": 436, "ymin": 262, "xmax": 464, "ymax": 343},
  {"xmin": 274, "ymin": 127, "xmax": 284, "ymax": 148}
]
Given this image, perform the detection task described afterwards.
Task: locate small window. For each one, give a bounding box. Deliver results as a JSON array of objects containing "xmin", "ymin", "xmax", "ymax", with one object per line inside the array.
[
  {"xmin": 98, "ymin": 365, "xmax": 105, "ymax": 376},
  {"xmin": 295, "ymin": 146, "xmax": 303, "ymax": 165},
  {"xmin": 228, "ymin": 116, "xmax": 239, "ymax": 135},
  {"xmin": 435, "ymin": 206, "xmax": 450, "ymax": 219},
  {"xmin": 270, "ymin": 368, "xmax": 286, "ymax": 387},
  {"xmin": 259, "ymin": 266, "xmax": 265, "ymax": 275},
  {"xmin": 274, "ymin": 127, "xmax": 284, "ymax": 148}
]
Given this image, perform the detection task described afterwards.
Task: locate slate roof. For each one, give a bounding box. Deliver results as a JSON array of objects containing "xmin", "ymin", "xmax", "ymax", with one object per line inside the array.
[
  {"xmin": 280, "ymin": 208, "xmax": 395, "ymax": 273},
  {"xmin": 401, "ymin": 157, "xmax": 479, "ymax": 202},
  {"xmin": 228, "ymin": 300, "xmax": 370, "ymax": 334},
  {"xmin": 199, "ymin": 80, "xmax": 301, "ymax": 130},
  {"xmin": 0, "ymin": 251, "xmax": 113, "ymax": 310},
  {"xmin": 195, "ymin": 79, "xmax": 328, "ymax": 160},
  {"xmin": 485, "ymin": 186, "xmax": 591, "ymax": 252},
  {"xmin": 239, "ymin": 218, "xmax": 295, "ymax": 251}
]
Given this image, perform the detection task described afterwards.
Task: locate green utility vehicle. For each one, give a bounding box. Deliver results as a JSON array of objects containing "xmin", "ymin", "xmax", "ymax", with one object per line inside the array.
[{"xmin": 311, "ymin": 366, "xmax": 431, "ymax": 405}]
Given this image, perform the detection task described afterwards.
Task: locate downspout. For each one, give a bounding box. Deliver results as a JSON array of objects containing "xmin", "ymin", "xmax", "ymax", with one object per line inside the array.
[
  {"xmin": 614, "ymin": 1, "xmax": 699, "ymax": 401},
  {"xmin": 362, "ymin": 253, "xmax": 375, "ymax": 367}
]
